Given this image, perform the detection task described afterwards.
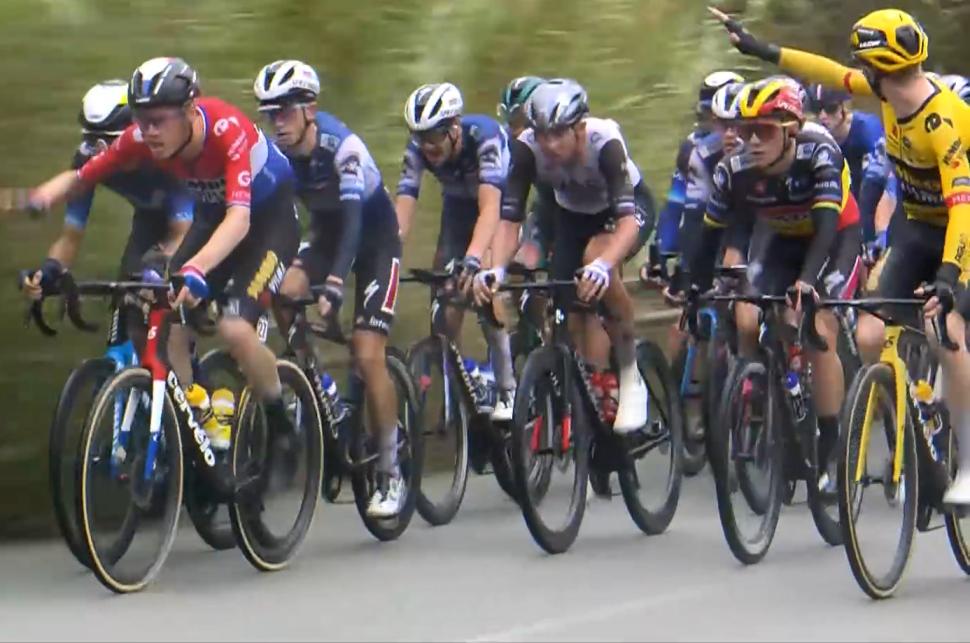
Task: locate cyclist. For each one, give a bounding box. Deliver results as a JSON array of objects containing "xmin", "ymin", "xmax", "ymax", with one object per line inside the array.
[
  {"xmin": 21, "ymin": 79, "xmax": 193, "ymax": 365},
  {"xmin": 499, "ymin": 76, "xmax": 554, "ymax": 272},
  {"xmin": 253, "ymin": 60, "xmax": 404, "ymax": 517},
  {"xmin": 643, "ymin": 70, "xmax": 744, "ymax": 283},
  {"xmin": 710, "ymin": 7, "xmax": 970, "ymax": 503},
  {"xmin": 395, "ymin": 82, "xmax": 517, "ymax": 421},
  {"xmin": 475, "ymin": 78, "xmax": 656, "ymax": 434},
  {"xmin": 27, "ymin": 57, "xmax": 301, "ymax": 481},
  {"xmin": 807, "ymin": 83, "xmax": 897, "ymax": 253},
  {"xmin": 939, "ymin": 74, "xmax": 970, "ymax": 105}
]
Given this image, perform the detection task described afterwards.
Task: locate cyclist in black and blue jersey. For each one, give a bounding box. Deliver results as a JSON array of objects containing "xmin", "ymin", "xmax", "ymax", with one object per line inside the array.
[
  {"xmin": 642, "ymin": 71, "xmax": 744, "ymax": 283},
  {"xmin": 807, "ymin": 83, "xmax": 898, "ymax": 255},
  {"xmin": 254, "ymin": 60, "xmax": 405, "ymax": 517},
  {"xmin": 395, "ymin": 82, "xmax": 517, "ymax": 421},
  {"xmin": 939, "ymin": 74, "xmax": 970, "ymax": 105},
  {"xmin": 21, "ymin": 79, "xmax": 194, "ymax": 364}
]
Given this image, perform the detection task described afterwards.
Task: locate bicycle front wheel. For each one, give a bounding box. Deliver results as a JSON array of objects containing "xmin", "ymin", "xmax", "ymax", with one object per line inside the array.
[
  {"xmin": 77, "ymin": 368, "xmax": 183, "ymax": 594},
  {"xmin": 838, "ymin": 362, "xmax": 918, "ymax": 599},
  {"xmin": 512, "ymin": 347, "xmax": 589, "ymax": 554},
  {"xmin": 230, "ymin": 359, "xmax": 323, "ymax": 572}
]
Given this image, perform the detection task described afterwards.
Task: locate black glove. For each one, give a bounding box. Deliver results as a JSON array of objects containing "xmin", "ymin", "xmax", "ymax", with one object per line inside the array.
[
  {"xmin": 321, "ymin": 282, "xmax": 344, "ymax": 313},
  {"xmin": 933, "ymin": 263, "xmax": 960, "ymax": 308},
  {"xmin": 38, "ymin": 257, "xmax": 65, "ymax": 291},
  {"xmin": 722, "ymin": 16, "xmax": 781, "ymax": 63},
  {"xmin": 458, "ymin": 255, "xmax": 481, "ymax": 278}
]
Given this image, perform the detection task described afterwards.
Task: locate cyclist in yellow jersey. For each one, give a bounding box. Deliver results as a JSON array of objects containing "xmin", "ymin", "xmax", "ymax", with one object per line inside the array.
[{"xmin": 708, "ymin": 6, "xmax": 970, "ymax": 504}]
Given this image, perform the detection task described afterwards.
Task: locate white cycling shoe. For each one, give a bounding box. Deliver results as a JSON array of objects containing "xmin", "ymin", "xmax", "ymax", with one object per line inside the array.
[
  {"xmin": 612, "ymin": 370, "xmax": 648, "ymax": 434},
  {"xmin": 943, "ymin": 470, "xmax": 970, "ymax": 505},
  {"xmin": 490, "ymin": 388, "xmax": 515, "ymax": 422},
  {"xmin": 366, "ymin": 475, "xmax": 406, "ymax": 518}
]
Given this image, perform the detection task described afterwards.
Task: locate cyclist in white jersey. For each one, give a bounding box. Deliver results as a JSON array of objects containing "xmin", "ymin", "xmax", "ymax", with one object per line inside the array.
[{"xmin": 475, "ymin": 79, "xmax": 656, "ymax": 433}]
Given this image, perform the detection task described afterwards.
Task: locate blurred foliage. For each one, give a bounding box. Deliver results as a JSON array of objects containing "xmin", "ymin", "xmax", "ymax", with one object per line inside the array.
[{"xmin": 1, "ymin": 0, "xmax": 968, "ymax": 538}]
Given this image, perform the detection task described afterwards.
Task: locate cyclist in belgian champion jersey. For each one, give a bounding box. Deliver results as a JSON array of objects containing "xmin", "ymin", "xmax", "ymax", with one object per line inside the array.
[
  {"xmin": 253, "ymin": 59, "xmax": 405, "ymax": 517},
  {"xmin": 475, "ymin": 78, "xmax": 657, "ymax": 434},
  {"xmin": 395, "ymin": 82, "xmax": 518, "ymax": 421},
  {"xmin": 710, "ymin": 6, "xmax": 970, "ymax": 503},
  {"xmin": 26, "ymin": 57, "xmax": 302, "ymax": 484},
  {"xmin": 22, "ymin": 79, "xmax": 193, "ymax": 363}
]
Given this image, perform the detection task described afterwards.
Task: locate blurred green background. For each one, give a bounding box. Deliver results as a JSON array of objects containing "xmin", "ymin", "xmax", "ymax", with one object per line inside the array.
[{"xmin": 1, "ymin": 0, "xmax": 968, "ymax": 539}]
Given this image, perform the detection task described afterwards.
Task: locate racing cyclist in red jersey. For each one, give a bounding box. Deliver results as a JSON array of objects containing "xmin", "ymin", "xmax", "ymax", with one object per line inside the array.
[{"xmin": 27, "ymin": 57, "xmax": 301, "ymax": 484}]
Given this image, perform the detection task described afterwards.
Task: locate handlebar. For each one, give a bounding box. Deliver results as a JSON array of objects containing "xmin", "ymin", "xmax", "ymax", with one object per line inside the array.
[
  {"xmin": 402, "ymin": 267, "xmax": 503, "ymax": 328},
  {"xmin": 276, "ymin": 287, "xmax": 350, "ymax": 346}
]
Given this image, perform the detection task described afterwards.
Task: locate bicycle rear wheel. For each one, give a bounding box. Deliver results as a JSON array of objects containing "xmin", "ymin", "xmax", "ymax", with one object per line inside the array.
[
  {"xmin": 671, "ymin": 341, "xmax": 706, "ymax": 477},
  {"xmin": 50, "ymin": 357, "xmax": 116, "ymax": 570},
  {"xmin": 230, "ymin": 359, "xmax": 322, "ymax": 572},
  {"xmin": 352, "ymin": 347, "xmax": 424, "ymax": 541},
  {"xmin": 838, "ymin": 362, "xmax": 918, "ymax": 599},
  {"xmin": 619, "ymin": 339, "xmax": 684, "ymax": 535},
  {"xmin": 944, "ymin": 424, "xmax": 970, "ymax": 575},
  {"xmin": 512, "ymin": 346, "xmax": 589, "ymax": 554},
  {"xmin": 77, "ymin": 368, "xmax": 183, "ymax": 593},
  {"xmin": 709, "ymin": 360, "xmax": 784, "ymax": 565},
  {"xmin": 408, "ymin": 336, "xmax": 469, "ymax": 526}
]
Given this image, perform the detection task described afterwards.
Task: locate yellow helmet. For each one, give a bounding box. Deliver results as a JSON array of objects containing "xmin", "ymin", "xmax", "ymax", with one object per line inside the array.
[
  {"xmin": 737, "ymin": 79, "xmax": 804, "ymax": 124},
  {"xmin": 850, "ymin": 9, "xmax": 928, "ymax": 73}
]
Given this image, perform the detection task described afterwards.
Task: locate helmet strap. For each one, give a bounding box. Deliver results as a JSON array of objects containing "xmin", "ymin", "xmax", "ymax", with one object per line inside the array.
[
  {"xmin": 293, "ymin": 106, "xmax": 315, "ymax": 151},
  {"xmin": 765, "ymin": 130, "xmax": 796, "ymax": 172},
  {"xmin": 167, "ymin": 103, "xmax": 196, "ymax": 160},
  {"xmin": 446, "ymin": 124, "xmax": 461, "ymax": 161}
]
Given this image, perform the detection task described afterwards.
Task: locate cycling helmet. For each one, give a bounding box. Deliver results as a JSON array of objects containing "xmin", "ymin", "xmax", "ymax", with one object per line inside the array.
[
  {"xmin": 527, "ymin": 79, "xmax": 589, "ymax": 132},
  {"xmin": 79, "ymin": 79, "xmax": 131, "ymax": 136},
  {"xmin": 711, "ymin": 82, "xmax": 746, "ymax": 120},
  {"xmin": 404, "ymin": 83, "xmax": 463, "ymax": 132},
  {"xmin": 807, "ymin": 83, "xmax": 852, "ymax": 111},
  {"xmin": 128, "ymin": 57, "xmax": 199, "ymax": 108},
  {"xmin": 498, "ymin": 76, "xmax": 545, "ymax": 120},
  {"xmin": 698, "ymin": 70, "xmax": 745, "ymax": 112},
  {"xmin": 253, "ymin": 60, "xmax": 320, "ymax": 111},
  {"xmin": 738, "ymin": 78, "xmax": 804, "ymax": 124},
  {"xmin": 850, "ymin": 9, "xmax": 928, "ymax": 73}
]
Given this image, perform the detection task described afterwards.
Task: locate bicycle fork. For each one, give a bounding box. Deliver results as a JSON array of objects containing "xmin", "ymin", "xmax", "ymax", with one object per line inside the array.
[{"xmin": 855, "ymin": 326, "xmax": 908, "ymax": 486}]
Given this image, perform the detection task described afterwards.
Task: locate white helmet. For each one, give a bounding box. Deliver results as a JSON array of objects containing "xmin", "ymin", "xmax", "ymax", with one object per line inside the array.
[
  {"xmin": 527, "ymin": 79, "xmax": 589, "ymax": 131},
  {"xmin": 404, "ymin": 83, "xmax": 463, "ymax": 132},
  {"xmin": 79, "ymin": 79, "xmax": 131, "ymax": 136},
  {"xmin": 254, "ymin": 60, "xmax": 320, "ymax": 110},
  {"xmin": 939, "ymin": 74, "xmax": 970, "ymax": 105},
  {"xmin": 711, "ymin": 82, "xmax": 746, "ymax": 120}
]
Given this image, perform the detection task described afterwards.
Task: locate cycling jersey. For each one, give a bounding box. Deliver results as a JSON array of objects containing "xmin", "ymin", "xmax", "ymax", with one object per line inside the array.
[
  {"xmin": 777, "ymin": 48, "xmax": 970, "ymax": 278},
  {"xmin": 66, "ymin": 146, "xmax": 193, "ymax": 230},
  {"xmin": 501, "ymin": 117, "xmax": 643, "ymax": 221},
  {"xmin": 288, "ymin": 112, "xmax": 394, "ymax": 282},
  {"xmin": 831, "ymin": 110, "xmax": 892, "ymax": 241},
  {"xmin": 77, "ymin": 97, "xmax": 294, "ymax": 217},
  {"xmin": 396, "ymin": 114, "xmax": 509, "ymax": 201},
  {"xmin": 656, "ymin": 130, "xmax": 703, "ymax": 253}
]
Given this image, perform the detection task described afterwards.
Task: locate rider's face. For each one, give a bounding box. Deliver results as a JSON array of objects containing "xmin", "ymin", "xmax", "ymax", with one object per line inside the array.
[
  {"xmin": 263, "ymin": 104, "xmax": 311, "ymax": 148},
  {"xmin": 133, "ymin": 104, "xmax": 193, "ymax": 159},
  {"xmin": 738, "ymin": 120, "xmax": 787, "ymax": 168},
  {"xmin": 506, "ymin": 110, "xmax": 530, "ymax": 139},
  {"xmin": 535, "ymin": 123, "xmax": 582, "ymax": 164},
  {"xmin": 414, "ymin": 123, "xmax": 458, "ymax": 167},
  {"xmin": 817, "ymin": 103, "xmax": 847, "ymax": 134},
  {"xmin": 714, "ymin": 120, "xmax": 743, "ymax": 156}
]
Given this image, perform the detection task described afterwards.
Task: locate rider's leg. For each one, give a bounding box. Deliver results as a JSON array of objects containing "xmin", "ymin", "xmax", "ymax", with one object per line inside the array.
[
  {"xmin": 936, "ymin": 311, "xmax": 970, "ymax": 502},
  {"xmin": 807, "ymin": 309, "xmax": 846, "ymax": 468},
  {"xmin": 353, "ymin": 330, "xmax": 399, "ymax": 472},
  {"xmin": 274, "ymin": 262, "xmax": 310, "ymax": 337}
]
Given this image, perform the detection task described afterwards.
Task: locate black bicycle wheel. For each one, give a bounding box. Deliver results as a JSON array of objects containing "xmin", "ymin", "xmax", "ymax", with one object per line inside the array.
[
  {"xmin": 511, "ymin": 346, "xmax": 589, "ymax": 554},
  {"xmin": 618, "ymin": 339, "xmax": 684, "ymax": 535},
  {"xmin": 77, "ymin": 368, "xmax": 183, "ymax": 593},
  {"xmin": 184, "ymin": 349, "xmax": 244, "ymax": 552},
  {"xmin": 352, "ymin": 347, "xmax": 424, "ymax": 541},
  {"xmin": 838, "ymin": 362, "xmax": 918, "ymax": 599},
  {"xmin": 806, "ymin": 408, "xmax": 843, "ymax": 546},
  {"xmin": 671, "ymin": 341, "xmax": 706, "ymax": 477},
  {"xmin": 943, "ymin": 425, "xmax": 970, "ymax": 575},
  {"xmin": 489, "ymin": 423, "xmax": 519, "ymax": 502},
  {"xmin": 408, "ymin": 336, "xmax": 469, "ymax": 526},
  {"xmin": 50, "ymin": 357, "xmax": 116, "ymax": 570},
  {"xmin": 709, "ymin": 360, "xmax": 784, "ymax": 565},
  {"xmin": 230, "ymin": 359, "xmax": 323, "ymax": 572}
]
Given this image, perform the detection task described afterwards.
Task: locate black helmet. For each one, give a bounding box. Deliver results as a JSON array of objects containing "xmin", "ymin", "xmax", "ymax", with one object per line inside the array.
[
  {"xmin": 78, "ymin": 79, "xmax": 131, "ymax": 137},
  {"xmin": 128, "ymin": 57, "xmax": 199, "ymax": 108}
]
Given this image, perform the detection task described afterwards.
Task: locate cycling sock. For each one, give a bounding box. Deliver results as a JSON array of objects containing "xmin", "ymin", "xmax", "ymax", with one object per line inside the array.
[
  {"xmin": 955, "ymin": 409, "xmax": 970, "ymax": 473},
  {"xmin": 484, "ymin": 324, "xmax": 515, "ymax": 390},
  {"xmin": 379, "ymin": 424, "xmax": 400, "ymax": 476},
  {"xmin": 615, "ymin": 334, "xmax": 639, "ymax": 389},
  {"xmin": 817, "ymin": 415, "xmax": 839, "ymax": 468}
]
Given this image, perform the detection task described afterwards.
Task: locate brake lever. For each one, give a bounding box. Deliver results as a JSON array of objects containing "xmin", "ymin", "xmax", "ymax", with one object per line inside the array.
[
  {"xmin": 925, "ymin": 285, "xmax": 959, "ymax": 351},
  {"xmin": 793, "ymin": 287, "xmax": 828, "ymax": 352},
  {"xmin": 60, "ymin": 273, "xmax": 99, "ymax": 333}
]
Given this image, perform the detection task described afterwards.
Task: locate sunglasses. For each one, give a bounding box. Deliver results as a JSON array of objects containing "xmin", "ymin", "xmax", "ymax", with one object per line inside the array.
[
  {"xmin": 133, "ymin": 107, "xmax": 186, "ymax": 131},
  {"xmin": 413, "ymin": 127, "xmax": 451, "ymax": 146},
  {"xmin": 258, "ymin": 103, "xmax": 310, "ymax": 121},
  {"xmin": 737, "ymin": 121, "xmax": 787, "ymax": 142},
  {"xmin": 819, "ymin": 103, "xmax": 844, "ymax": 116}
]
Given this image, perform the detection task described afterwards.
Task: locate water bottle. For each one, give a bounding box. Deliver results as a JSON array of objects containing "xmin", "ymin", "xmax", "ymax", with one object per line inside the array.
[
  {"xmin": 319, "ymin": 372, "xmax": 348, "ymax": 424},
  {"xmin": 478, "ymin": 360, "xmax": 497, "ymax": 410},
  {"xmin": 462, "ymin": 357, "xmax": 488, "ymax": 409},
  {"xmin": 785, "ymin": 371, "xmax": 807, "ymax": 423},
  {"xmin": 913, "ymin": 380, "xmax": 943, "ymax": 463}
]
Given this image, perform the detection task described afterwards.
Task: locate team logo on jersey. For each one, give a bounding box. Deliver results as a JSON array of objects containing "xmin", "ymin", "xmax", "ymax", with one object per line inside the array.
[
  {"xmin": 238, "ymin": 170, "xmax": 252, "ymax": 187},
  {"xmin": 953, "ymin": 177, "xmax": 970, "ymax": 189},
  {"xmin": 320, "ymin": 134, "xmax": 340, "ymax": 151},
  {"xmin": 796, "ymin": 143, "xmax": 815, "ymax": 160},
  {"xmin": 942, "ymin": 139, "xmax": 964, "ymax": 169},
  {"xmin": 213, "ymin": 116, "xmax": 240, "ymax": 137},
  {"xmin": 362, "ymin": 279, "xmax": 380, "ymax": 309},
  {"xmin": 925, "ymin": 112, "xmax": 954, "ymax": 133},
  {"xmin": 247, "ymin": 251, "xmax": 283, "ymax": 299}
]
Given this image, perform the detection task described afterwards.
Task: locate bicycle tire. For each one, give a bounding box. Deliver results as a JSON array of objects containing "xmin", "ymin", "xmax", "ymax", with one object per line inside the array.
[
  {"xmin": 408, "ymin": 336, "xmax": 469, "ymax": 527},
  {"xmin": 805, "ymin": 406, "xmax": 843, "ymax": 546},
  {"xmin": 512, "ymin": 346, "xmax": 589, "ymax": 554},
  {"xmin": 944, "ymin": 428, "xmax": 970, "ymax": 575},
  {"xmin": 230, "ymin": 359, "xmax": 323, "ymax": 572},
  {"xmin": 618, "ymin": 339, "xmax": 684, "ymax": 535},
  {"xmin": 352, "ymin": 347, "xmax": 424, "ymax": 541},
  {"xmin": 490, "ymin": 425, "xmax": 519, "ymax": 502},
  {"xmin": 709, "ymin": 360, "xmax": 784, "ymax": 565},
  {"xmin": 671, "ymin": 342, "xmax": 706, "ymax": 477},
  {"xmin": 77, "ymin": 368, "xmax": 183, "ymax": 593},
  {"xmin": 49, "ymin": 357, "xmax": 116, "ymax": 570},
  {"xmin": 838, "ymin": 362, "xmax": 918, "ymax": 599}
]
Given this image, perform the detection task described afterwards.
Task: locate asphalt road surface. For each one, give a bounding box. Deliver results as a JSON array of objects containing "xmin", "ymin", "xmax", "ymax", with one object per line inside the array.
[{"xmin": 2, "ymin": 468, "xmax": 970, "ymax": 642}]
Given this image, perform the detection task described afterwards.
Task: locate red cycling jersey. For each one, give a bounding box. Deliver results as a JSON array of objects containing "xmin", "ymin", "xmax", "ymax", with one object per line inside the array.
[{"xmin": 77, "ymin": 97, "xmax": 276, "ymax": 211}]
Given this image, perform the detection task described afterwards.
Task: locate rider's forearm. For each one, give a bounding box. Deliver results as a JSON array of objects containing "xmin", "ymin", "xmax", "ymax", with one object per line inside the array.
[
  {"xmin": 160, "ymin": 219, "xmax": 192, "ymax": 256},
  {"xmin": 184, "ymin": 206, "xmax": 250, "ymax": 274},
  {"xmin": 873, "ymin": 189, "xmax": 895, "ymax": 236},
  {"xmin": 46, "ymin": 226, "xmax": 85, "ymax": 269},
  {"xmin": 490, "ymin": 220, "xmax": 521, "ymax": 270},
  {"xmin": 395, "ymin": 194, "xmax": 418, "ymax": 241},
  {"xmin": 597, "ymin": 216, "xmax": 638, "ymax": 268},
  {"xmin": 35, "ymin": 170, "xmax": 84, "ymax": 209},
  {"xmin": 466, "ymin": 184, "xmax": 502, "ymax": 260}
]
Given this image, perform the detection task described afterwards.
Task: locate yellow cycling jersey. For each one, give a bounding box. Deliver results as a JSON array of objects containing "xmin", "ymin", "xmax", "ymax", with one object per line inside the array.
[{"xmin": 777, "ymin": 48, "xmax": 970, "ymax": 273}]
